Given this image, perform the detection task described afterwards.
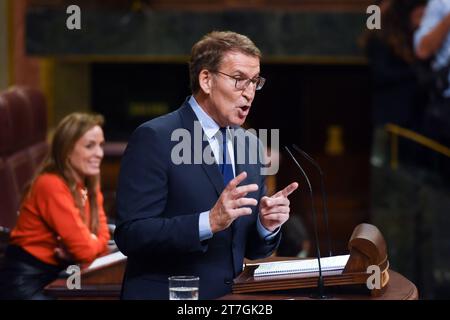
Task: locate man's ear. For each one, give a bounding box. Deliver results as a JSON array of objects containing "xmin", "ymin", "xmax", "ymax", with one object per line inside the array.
[{"xmin": 198, "ymin": 69, "xmax": 212, "ymax": 94}]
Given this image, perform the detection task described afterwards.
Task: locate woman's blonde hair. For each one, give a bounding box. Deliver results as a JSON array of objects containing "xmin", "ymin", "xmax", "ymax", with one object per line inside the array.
[{"xmin": 28, "ymin": 112, "xmax": 105, "ymax": 234}]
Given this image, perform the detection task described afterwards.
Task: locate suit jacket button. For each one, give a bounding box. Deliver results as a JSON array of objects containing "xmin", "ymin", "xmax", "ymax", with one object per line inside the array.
[{"xmin": 224, "ymin": 279, "xmax": 232, "ymax": 285}]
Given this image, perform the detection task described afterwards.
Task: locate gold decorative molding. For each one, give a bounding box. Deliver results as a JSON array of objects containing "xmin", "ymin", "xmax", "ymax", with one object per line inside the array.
[{"xmin": 385, "ymin": 123, "xmax": 450, "ymax": 170}]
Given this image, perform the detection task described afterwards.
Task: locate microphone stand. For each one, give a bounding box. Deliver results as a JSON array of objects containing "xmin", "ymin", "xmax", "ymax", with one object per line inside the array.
[
  {"xmin": 292, "ymin": 144, "xmax": 333, "ymax": 257},
  {"xmin": 284, "ymin": 146, "xmax": 328, "ymax": 299}
]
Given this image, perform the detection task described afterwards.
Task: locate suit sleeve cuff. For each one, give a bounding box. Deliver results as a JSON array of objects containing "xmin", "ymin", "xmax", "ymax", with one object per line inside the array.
[
  {"xmin": 199, "ymin": 211, "xmax": 213, "ymax": 241},
  {"xmin": 257, "ymin": 215, "xmax": 280, "ymax": 241}
]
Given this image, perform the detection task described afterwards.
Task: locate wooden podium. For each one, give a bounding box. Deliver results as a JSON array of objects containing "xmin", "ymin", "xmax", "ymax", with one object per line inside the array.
[
  {"xmin": 224, "ymin": 271, "xmax": 417, "ymax": 300},
  {"xmin": 233, "ymin": 223, "xmax": 390, "ymax": 297},
  {"xmin": 45, "ymin": 224, "xmax": 418, "ymax": 300}
]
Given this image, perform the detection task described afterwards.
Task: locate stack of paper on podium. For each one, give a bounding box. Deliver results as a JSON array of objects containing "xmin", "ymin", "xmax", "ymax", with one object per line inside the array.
[
  {"xmin": 254, "ymin": 255, "xmax": 349, "ymax": 277},
  {"xmin": 233, "ymin": 224, "xmax": 390, "ymax": 296}
]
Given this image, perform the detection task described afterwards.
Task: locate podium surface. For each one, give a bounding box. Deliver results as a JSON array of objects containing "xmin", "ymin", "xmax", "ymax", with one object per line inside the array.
[
  {"xmin": 45, "ymin": 251, "xmax": 126, "ymax": 300},
  {"xmin": 221, "ymin": 270, "xmax": 417, "ymax": 300},
  {"xmin": 45, "ymin": 224, "xmax": 412, "ymax": 299},
  {"xmin": 44, "ymin": 257, "xmax": 417, "ymax": 300}
]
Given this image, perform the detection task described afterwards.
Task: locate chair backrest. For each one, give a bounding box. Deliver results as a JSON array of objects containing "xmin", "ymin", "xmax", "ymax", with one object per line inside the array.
[{"xmin": 0, "ymin": 87, "xmax": 48, "ymax": 230}]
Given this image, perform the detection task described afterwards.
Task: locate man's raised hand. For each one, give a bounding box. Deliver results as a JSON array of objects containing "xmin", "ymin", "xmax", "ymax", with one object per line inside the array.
[
  {"xmin": 209, "ymin": 172, "xmax": 258, "ymax": 233},
  {"xmin": 259, "ymin": 182, "xmax": 299, "ymax": 232}
]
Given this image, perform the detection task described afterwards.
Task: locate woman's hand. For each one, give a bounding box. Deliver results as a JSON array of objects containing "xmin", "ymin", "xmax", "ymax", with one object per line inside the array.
[{"xmin": 54, "ymin": 236, "xmax": 75, "ymax": 263}]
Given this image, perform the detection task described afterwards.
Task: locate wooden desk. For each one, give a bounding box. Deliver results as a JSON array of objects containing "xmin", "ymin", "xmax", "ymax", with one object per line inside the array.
[
  {"xmin": 221, "ymin": 270, "xmax": 418, "ymax": 300},
  {"xmin": 45, "ymin": 251, "xmax": 126, "ymax": 300},
  {"xmin": 46, "ymin": 224, "xmax": 411, "ymax": 299},
  {"xmin": 45, "ymin": 257, "xmax": 417, "ymax": 300}
]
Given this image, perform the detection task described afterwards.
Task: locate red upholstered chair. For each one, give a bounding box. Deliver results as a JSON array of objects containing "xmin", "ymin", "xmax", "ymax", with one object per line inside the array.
[
  {"xmin": 0, "ymin": 158, "xmax": 18, "ymax": 254},
  {"xmin": 16, "ymin": 87, "xmax": 49, "ymax": 169},
  {"xmin": 0, "ymin": 91, "xmax": 14, "ymax": 156},
  {"xmin": 0, "ymin": 87, "xmax": 48, "ymax": 255},
  {"xmin": 0, "ymin": 158, "xmax": 18, "ymax": 233},
  {"xmin": 0, "ymin": 90, "xmax": 34, "ymax": 151},
  {"xmin": 0, "ymin": 90, "xmax": 35, "ymax": 220},
  {"xmin": 0, "ymin": 93, "xmax": 19, "ymax": 232}
]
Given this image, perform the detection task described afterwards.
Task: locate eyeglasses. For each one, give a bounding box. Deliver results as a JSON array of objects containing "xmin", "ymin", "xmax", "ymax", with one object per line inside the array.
[{"xmin": 215, "ymin": 71, "xmax": 266, "ymax": 91}]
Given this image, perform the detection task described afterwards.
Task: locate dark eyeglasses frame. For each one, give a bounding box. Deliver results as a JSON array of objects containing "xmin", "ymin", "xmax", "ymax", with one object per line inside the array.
[{"xmin": 215, "ymin": 71, "xmax": 266, "ymax": 91}]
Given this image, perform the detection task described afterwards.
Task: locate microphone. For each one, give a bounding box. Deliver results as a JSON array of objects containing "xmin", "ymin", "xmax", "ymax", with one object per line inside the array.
[
  {"xmin": 291, "ymin": 144, "xmax": 333, "ymax": 257},
  {"xmin": 284, "ymin": 146, "xmax": 328, "ymax": 299}
]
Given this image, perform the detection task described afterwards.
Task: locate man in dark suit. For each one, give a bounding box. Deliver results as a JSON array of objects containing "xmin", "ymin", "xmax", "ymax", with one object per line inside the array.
[{"xmin": 115, "ymin": 31, "xmax": 298, "ymax": 299}]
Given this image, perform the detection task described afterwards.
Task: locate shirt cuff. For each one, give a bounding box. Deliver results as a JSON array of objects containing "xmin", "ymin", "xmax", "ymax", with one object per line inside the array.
[
  {"xmin": 257, "ymin": 215, "xmax": 280, "ymax": 240},
  {"xmin": 199, "ymin": 211, "xmax": 213, "ymax": 241}
]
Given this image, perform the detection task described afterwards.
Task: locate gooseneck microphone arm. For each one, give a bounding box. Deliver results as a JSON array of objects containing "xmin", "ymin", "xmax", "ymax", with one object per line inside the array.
[
  {"xmin": 292, "ymin": 144, "xmax": 333, "ymax": 257},
  {"xmin": 284, "ymin": 146, "xmax": 326, "ymax": 299}
]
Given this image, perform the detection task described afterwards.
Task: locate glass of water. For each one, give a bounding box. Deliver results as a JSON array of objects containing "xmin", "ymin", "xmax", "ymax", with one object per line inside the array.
[{"xmin": 168, "ymin": 276, "xmax": 199, "ymax": 300}]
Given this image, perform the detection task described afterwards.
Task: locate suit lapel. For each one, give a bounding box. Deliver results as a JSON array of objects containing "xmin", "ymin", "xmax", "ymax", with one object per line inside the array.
[
  {"xmin": 200, "ymin": 139, "xmax": 225, "ymax": 196},
  {"xmin": 179, "ymin": 99, "xmax": 224, "ymax": 196}
]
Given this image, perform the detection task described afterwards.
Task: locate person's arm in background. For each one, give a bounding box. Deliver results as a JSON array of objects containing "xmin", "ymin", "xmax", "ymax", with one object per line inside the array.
[
  {"xmin": 415, "ymin": 1, "xmax": 450, "ymax": 60},
  {"xmin": 54, "ymin": 188, "xmax": 110, "ymax": 263},
  {"xmin": 37, "ymin": 175, "xmax": 109, "ymax": 263}
]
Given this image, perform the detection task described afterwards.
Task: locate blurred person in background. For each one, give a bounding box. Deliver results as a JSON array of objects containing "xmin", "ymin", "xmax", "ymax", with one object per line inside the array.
[
  {"xmin": 362, "ymin": 0, "xmax": 429, "ymax": 167},
  {"xmin": 415, "ymin": 0, "xmax": 450, "ymax": 146},
  {"xmin": 0, "ymin": 113, "xmax": 110, "ymax": 300}
]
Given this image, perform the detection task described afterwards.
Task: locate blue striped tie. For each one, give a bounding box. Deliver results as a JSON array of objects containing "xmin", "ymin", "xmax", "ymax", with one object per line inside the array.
[{"xmin": 219, "ymin": 127, "xmax": 234, "ymax": 186}]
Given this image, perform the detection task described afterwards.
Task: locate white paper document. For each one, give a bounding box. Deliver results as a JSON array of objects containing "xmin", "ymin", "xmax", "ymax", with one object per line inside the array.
[
  {"xmin": 87, "ymin": 251, "xmax": 127, "ymax": 270},
  {"xmin": 254, "ymin": 254, "xmax": 350, "ymax": 277}
]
